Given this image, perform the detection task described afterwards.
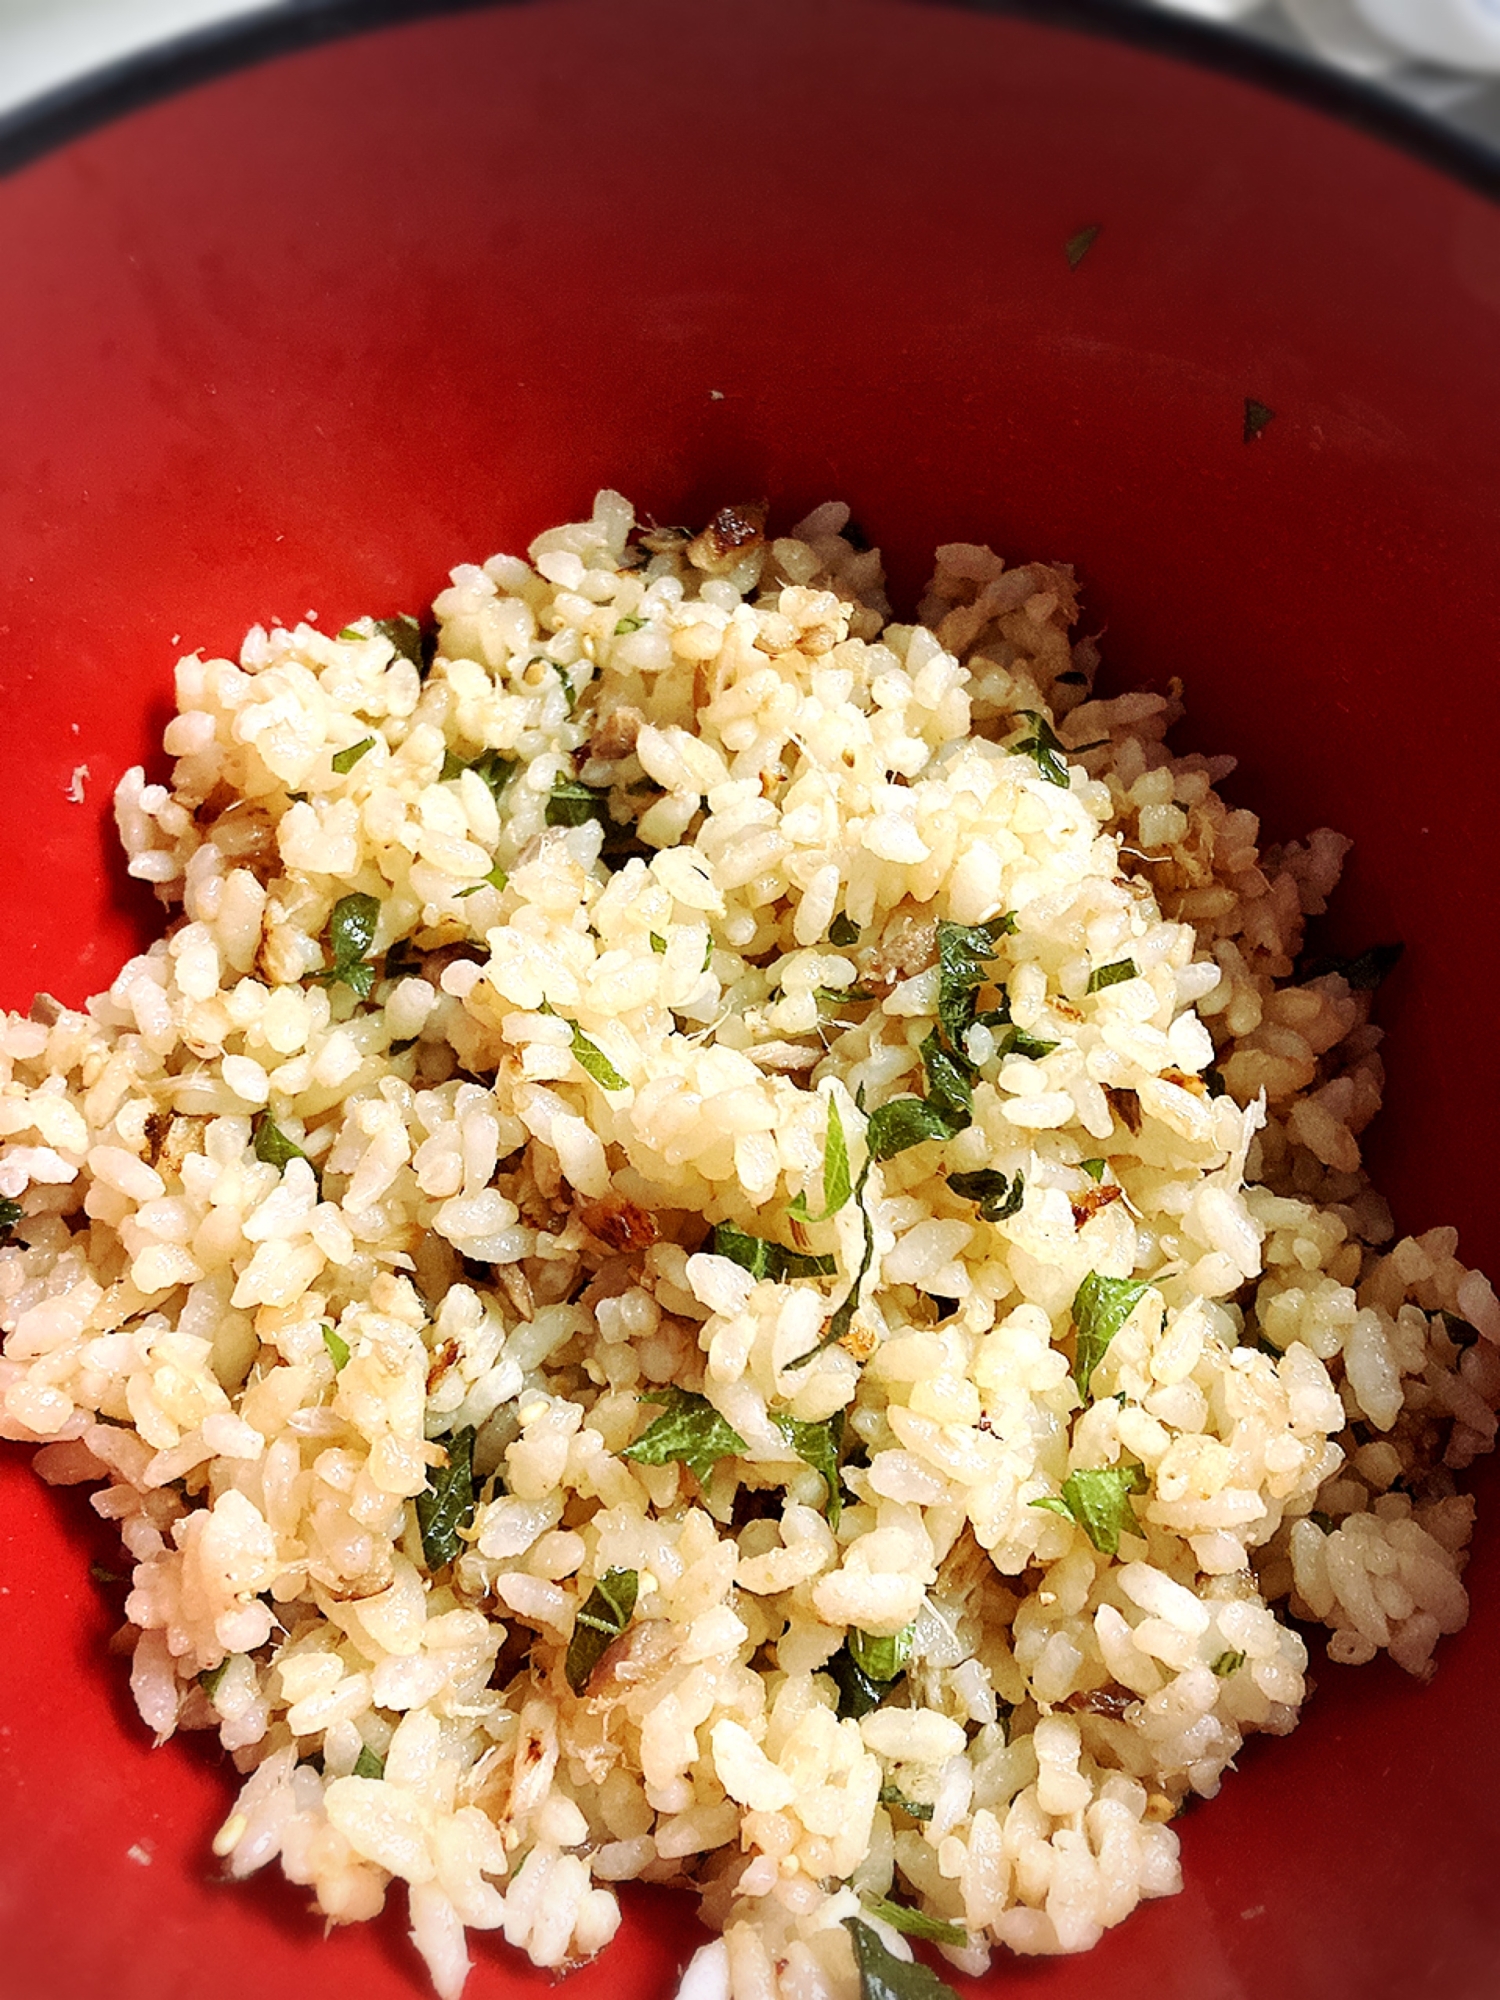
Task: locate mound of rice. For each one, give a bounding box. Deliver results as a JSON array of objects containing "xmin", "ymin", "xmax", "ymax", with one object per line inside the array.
[{"xmin": 2, "ymin": 491, "xmax": 1497, "ymax": 2000}]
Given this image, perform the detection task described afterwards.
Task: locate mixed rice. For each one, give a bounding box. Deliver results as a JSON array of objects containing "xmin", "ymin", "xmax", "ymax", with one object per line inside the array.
[{"xmin": 2, "ymin": 491, "xmax": 1497, "ymax": 2000}]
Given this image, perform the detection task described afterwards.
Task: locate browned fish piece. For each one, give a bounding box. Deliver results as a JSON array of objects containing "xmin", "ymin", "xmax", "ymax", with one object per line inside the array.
[{"xmin": 580, "ymin": 1194, "xmax": 660, "ymax": 1254}]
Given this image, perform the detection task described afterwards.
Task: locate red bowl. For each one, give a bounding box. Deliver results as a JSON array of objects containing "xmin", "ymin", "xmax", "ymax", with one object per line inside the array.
[{"xmin": 2, "ymin": 5, "xmax": 1498, "ymax": 1997}]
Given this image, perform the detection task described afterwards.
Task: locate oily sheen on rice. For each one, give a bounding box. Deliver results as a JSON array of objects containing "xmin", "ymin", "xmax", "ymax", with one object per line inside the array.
[{"xmin": 2, "ymin": 493, "xmax": 1498, "ymax": 2000}]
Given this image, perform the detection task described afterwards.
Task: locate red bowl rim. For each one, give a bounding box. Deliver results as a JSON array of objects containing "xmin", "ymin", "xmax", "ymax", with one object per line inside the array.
[{"xmin": 1, "ymin": 0, "xmax": 1499, "ymax": 199}]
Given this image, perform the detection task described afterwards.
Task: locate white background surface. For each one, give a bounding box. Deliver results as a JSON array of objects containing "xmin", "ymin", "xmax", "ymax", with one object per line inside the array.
[
  {"xmin": 0, "ymin": 0, "xmax": 283, "ymax": 117},
  {"xmin": 0, "ymin": 0, "xmax": 1497, "ymax": 138}
]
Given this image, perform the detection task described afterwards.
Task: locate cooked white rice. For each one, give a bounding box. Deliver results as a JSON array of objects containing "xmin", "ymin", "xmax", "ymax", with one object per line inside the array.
[{"xmin": 2, "ymin": 491, "xmax": 1496, "ymax": 2000}]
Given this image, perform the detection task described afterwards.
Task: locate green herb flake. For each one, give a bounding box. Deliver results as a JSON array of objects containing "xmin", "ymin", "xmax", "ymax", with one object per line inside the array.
[
  {"xmin": 947, "ymin": 1168, "xmax": 1024, "ymax": 1222},
  {"xmin": 198, "ymin": 1660, "xmax": 230, "ymax": 1700},
  {"xmin": 331, "ymin": 735, "xmax": 375, "ymax": 775},
  {"xmin": 322, "ymin": 1325, "xmax": 351, "ymax": 1372},
  {"xmin": 711, "ymin": 1222, "xmax": 835, "ymax": 1283},
  {"xmin": 372, "ymin": 613, "xmax": 428, "ymax": 672},
  {"xmin": 469, "ymin": 750, "xmax": 517, "ymax": 805},
  {"xmin": 0, "ymin": 1195, "xmax": 23, "ymax": 1242},
  {"xmin": 814, "ymin": 985, "xmax": 875, "ymax": 1008},
  {"xmin": 313, "ymin": 891, "xmax": 381, "ymax": 999},
  {"xmin": 1065, "ymin": 223, "xmax": 1101, "ymax": 270},
  {"xmin": 828, "ymin": 1167, "xmax": 877, "ymax": 1340},
  {"xmin": 333, "ymin": 959, "xmax": 376, "ymax": 1000},
  {"xmin": 976, "ymin": 987, "xmax": 1011, "ymax": 1026},
  {"xmin": 918, "ymin": 1031, "xmax": 973, "ymax": 1131},
  {"xmin": 829, "ymin": 1105, "xmax": 865, "ymax": 1207},
  {"xmin": 844, "ymin": 1915, "xmax": 962, "ymax": 2000},
  {"xmin": 439, "ymin": 748, "xmax": 467, "ymax": 782},
  {"xmin": 1243, "ymin": 397, "xmax": 1276, "ymax": 443},
  {"xmin": 772, "ymin": 1408, "xmax": 845, "ymax": 1532},
  {"xmin": 415, "ymin": 1425, "xmax": 476, "ymax": 1571},
  {"xmin": 994, "ymin": 1024, "xmax": 1060, "ymax": 1061},
  {"xmin": 790, "ymin": 1093, "xmax": 852, "ymax": 1222},
  {"xmin": 1030, "ymin": 1463, "xmax": 1147, "ymax": 1556},
  {"xmin": 567, "ymin": 1022, "xmax": 628, "ymax": 1091},
  {"xmin": 1079, "ymin": 1158, "xmax": 1106, "ymax": 1182},
  {"xmin": 877, "ymin": 1782, "xmax": 934, "ymax": 1822},
  {"xmin": 1301, "ymin": 941, "xmax": 1404, "ymax": 991},
  {"xmin": 621, "ymin": 1386, "xmax": 747, "ymax": 1487},
  {"xmin": 1011, "ymin": 711, "xmax": 1071, "ymax": 788},
  {"xmin": 253, "ymin": 1112, "xmax": 310, "ymax": 1174},
  {"xmin": 565, "ymin": 1567, "xmax": 639, "ymax": 1693},
  {"xmin": 866, "ymin": 1095, "xmax": 965, "ymax": 1160},
  {"xmin": 455, "ymin": 863, "xmax": 509, "ymax": 899},
  {"xmin": 789, "ymin": 1157, "xmax": 878, "ymax": 1369},
  {"xmin": 649, "ymin": 932, "xmax": 667, "ymax": 954},
  {"xmin": 550, "ymin": 662, "xmax": 578, "ymax": 715},
  {"xmin": 353, "ymin": 1743, "xmax": 385, "ymax": 1780},
  {"xmin": 829, "ymin": 1623, "xmax": 910, "ymax": 1721},
  {"xmin": 1309, "ymin": 1511, "xmax": 1338, "ymax": 1535},
  {"xmin": 850, "ymin": 1622, "xmax": 915, "ymax": 1686},
  {"xmin": 935, "ymin": 916, "xmax": 1014, "ymax": 1056},
  {"xmin": 944, "ymin": 916, "xmax": 1019, "ymax": 966},
  {"xmin": 1072, "ymin": 1270, "xmax": 1152, "ymax": 1402},
  {"xmin": 1211, "ymin": 1649, "xmax": 1245, "ymax": 1679},
  {"xmin": 830, "ymin": 912, "xmax": 861, "ymax": 948},
  {"xmin": 613, "ymin": 616, "xmax": 645, "ymax": 635},
  {"xmin": 1087, "ymin": 958, "xmax": 1138, "ymax": 994},
  {"xmin": 821, "ymin": 1269, "xmax": 868, "ymax": 1351},
  {"xmin": 861, "ymin": 1897, "xmax": 968, "ymax": 1948},
  {"xmin": 711, "ymin": 1220, "xmax": 775, "ymax": 1278},
  {"xmin": 90, "ymin": 1561, "xmax": 128, "ymax": 1586},
  {"xmin": 831, "ymin": 1655, "xmax": 884, "ymax": 1719},
  {"xmin": 547, "ymin": 777, "xmax": 610, "ymax": 829}
]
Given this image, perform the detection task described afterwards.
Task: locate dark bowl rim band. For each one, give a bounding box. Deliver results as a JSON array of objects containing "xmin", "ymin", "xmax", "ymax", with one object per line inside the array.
[{"xmin": 0, "ymin": 0, "xmax": 1497, "ymax": 197}]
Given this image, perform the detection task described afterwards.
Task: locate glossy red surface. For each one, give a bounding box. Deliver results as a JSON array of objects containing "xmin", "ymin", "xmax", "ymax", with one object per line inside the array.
[{"xmin": 1, "ymin": 4, "xmax": 1498, "ymax": 1996}]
